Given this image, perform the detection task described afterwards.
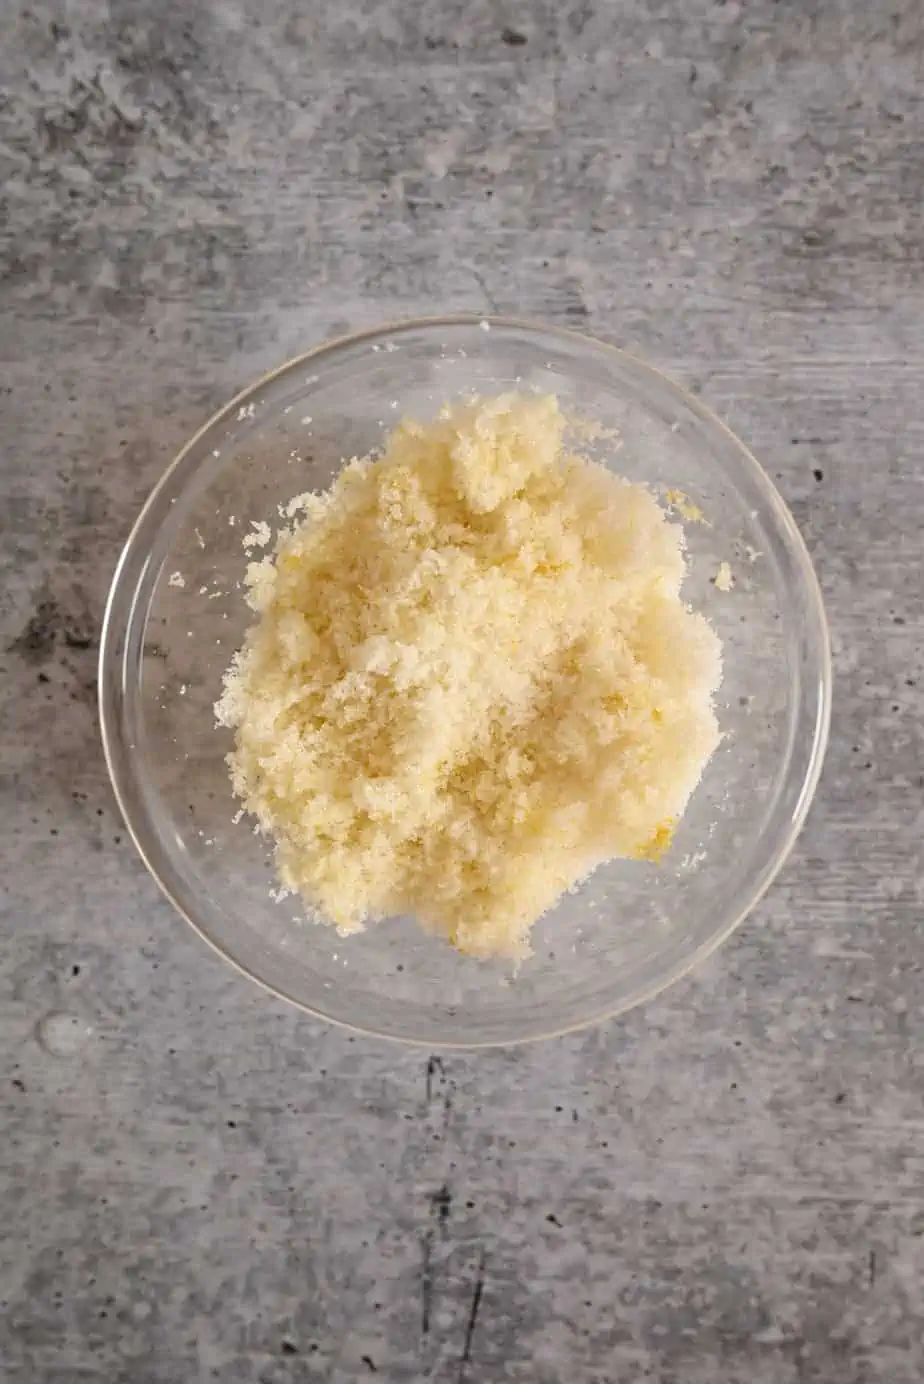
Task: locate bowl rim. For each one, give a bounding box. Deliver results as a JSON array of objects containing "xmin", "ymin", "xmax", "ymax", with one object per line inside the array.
[{"xmin": 99, "ymin": 313, "xmax": 832, "ymax": 1047}]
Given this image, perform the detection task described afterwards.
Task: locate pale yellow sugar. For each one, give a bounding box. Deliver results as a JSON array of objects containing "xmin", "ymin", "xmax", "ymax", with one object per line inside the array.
[
  {"xmin": 216, "ymin": 393, "xmax": 722, "ymax": 960},
  {"xmin": 714, "ymin": 560, "xmax": 734, "ymax": 592},
  {"xmin": 664, "ymin": 489, "xmax": 707, "ymax": 524}
]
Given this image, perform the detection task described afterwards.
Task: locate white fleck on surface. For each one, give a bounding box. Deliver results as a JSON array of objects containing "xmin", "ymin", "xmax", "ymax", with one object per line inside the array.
[
  {"xmin": 243, "ymin": 520, "xmax": 272, "ymax": 551},
  {"xmin": 167, "ymin": 571, "xmax": 185, "ymax": 588},
  {"xmin": 423, "ymin": 128, "xmax": 464, "ymax": 179},
  {"xmin": 680, "ymin": 849, "xmax": 708, "ymax": 871}
]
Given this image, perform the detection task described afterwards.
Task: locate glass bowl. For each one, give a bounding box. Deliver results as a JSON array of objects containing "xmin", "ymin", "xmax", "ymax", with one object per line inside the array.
[{"xmin": 99, "ymin": 317, "xmax": 831, "ymax": 1046}]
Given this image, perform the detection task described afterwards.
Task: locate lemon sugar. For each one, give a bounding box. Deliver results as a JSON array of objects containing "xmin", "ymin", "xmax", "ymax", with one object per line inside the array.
[{"xmin": 216, "ymin": 394, "xmax": 722, "ymax": 959}]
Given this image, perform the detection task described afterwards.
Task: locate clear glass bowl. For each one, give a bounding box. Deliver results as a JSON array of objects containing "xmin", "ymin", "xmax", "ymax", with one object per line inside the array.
[{"xmin": 99, "ymin": 317, "xmax": 831, "ymax": 1046}]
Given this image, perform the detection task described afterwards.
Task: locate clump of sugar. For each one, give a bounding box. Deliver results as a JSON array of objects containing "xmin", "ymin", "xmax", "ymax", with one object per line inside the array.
[{"xmin": 714, "ymin": 561, "xmax": 734, "ymax": 592}]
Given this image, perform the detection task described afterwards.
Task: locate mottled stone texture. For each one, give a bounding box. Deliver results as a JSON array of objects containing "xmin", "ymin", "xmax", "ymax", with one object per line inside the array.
[{"xmin": 1, "ymin": 0, "xmax": 923, "ymax": 1379}]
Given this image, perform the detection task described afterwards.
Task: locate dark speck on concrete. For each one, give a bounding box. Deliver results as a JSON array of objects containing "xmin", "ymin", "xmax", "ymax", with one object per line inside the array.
[
  {"xmin": 8, "ymin": 601, "xmax": 60, "ymax": 663},
  {"xmin": 431, "ymin": 1183, "xmax": 452, "ymax": 1229}
]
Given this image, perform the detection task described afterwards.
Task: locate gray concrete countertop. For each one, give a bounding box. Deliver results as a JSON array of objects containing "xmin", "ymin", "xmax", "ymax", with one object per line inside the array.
[{"xmin": 2, "ymin": 1, "xmax": 922, "ymax": 1380}]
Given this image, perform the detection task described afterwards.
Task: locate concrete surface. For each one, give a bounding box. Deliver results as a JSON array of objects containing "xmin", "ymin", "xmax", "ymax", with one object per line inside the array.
[{"xmin": 2, "ymin": 0, "xmax": 923, "ymax": 1380}]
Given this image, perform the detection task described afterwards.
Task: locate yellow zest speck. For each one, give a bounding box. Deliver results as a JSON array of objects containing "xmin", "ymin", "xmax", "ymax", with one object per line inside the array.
[
  {"xmin": 633, "ymin": 819, "xmax": 676, "ymax": 863},
  {"xmin": 664, "ymin": 489, "xmax": 707, "ymax": 524}
]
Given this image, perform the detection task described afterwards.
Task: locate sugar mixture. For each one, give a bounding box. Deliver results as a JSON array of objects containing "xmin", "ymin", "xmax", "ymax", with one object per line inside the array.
[{"xmin": 216, "ymin": 394, "xmax": 721, "ymax": 959}]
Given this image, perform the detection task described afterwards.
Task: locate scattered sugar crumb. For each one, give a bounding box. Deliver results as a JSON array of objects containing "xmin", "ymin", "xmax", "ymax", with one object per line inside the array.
[
  {"xmin": 179, "ymin": 684, "xmax": 187, "ymax": 695},
  {"xmin": 714, "ymin": 561, "xmax": 734, "ymax": 592},
  {"xmin": 228, "ymin": 515, "xmax": 237, "ymax": 527},
  {"xmin": 236, "ymin": 403, "xmax": 257, "ymax": 421},
  {"xmin": 681, "ymin": 849, "xmax": 707, "ymax": 871},
  {"xmin": 232, "ymin": 808, "xmax": 244, "ymax": 825},
  {"xmin": 243, "ymin": 520, "xmax": 272, "ymax": 552},
  {"xmin": 281, "ymin": 491, "xmax": 317, "ymax": 520},
  {"xmin": 664, "ymin": 489, "xmax": 708, "ymax": 524},
  {"xmin": 384, "ymin": 341, "xmax": 398, "ymax": 352},
  {"xmin": 479, "ymin": 320, "xmax": 491, "ymax": 331},
  {"xmin": 569, "ymin": 417, "xmax": 622, "ymax": 449},
  {"xmin": 168, "ymin": 571, "xmax": 185, "ymax": 588},
  {"xmin": 300, "ymin": 415, "xmax": 313, "ymax": 426},
  {"xmin": 733, "ymin": 539, "xmax": 763, "ymax": 564},
  {"xmin": 194, "ymin": 528, "xmax": 205, "ymax": 549}
]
